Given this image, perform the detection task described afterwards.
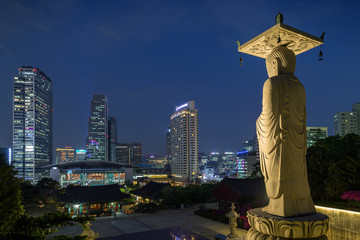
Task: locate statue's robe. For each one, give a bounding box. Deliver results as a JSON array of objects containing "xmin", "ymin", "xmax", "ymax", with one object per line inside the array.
[{"xmin": 256, "ymin": 74, "xmax": 316, "ymax": 217}]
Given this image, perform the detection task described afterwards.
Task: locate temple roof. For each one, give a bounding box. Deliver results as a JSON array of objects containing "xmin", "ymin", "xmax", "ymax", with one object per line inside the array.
[
  {"xmin": 238, "ymin": 23, "xmax": 323, "ymax": 59},
  {"xmin": 131, "ymin": 181, "xmax": 171, "ymax": 200},
  {"xmin": 58, "ymin": 184, "xmax": 130, "ymax": 204},
  {"xmin": 211, "ymin": 177, "xmax": 266, "ymax": 201},
  {"xmin": 44, "ymin": 160, "xmax": 135, "ymax": 169}
]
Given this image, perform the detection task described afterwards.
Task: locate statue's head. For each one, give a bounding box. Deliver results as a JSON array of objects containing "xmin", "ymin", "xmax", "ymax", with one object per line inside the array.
[{"xmin": 265, "ymin": 45, "xmax": 296, "ymax": 78}]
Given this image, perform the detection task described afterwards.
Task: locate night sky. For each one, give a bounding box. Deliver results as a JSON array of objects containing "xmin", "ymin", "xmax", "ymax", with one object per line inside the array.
[{"xmin": 0, "ymin": 0, "xmax": 359, "ymax": 156}]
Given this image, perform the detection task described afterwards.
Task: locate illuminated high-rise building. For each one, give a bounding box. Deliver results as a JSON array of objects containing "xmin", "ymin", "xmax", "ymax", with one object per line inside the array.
[
  {"xmin": 170, "ymin": 100, "xmax": 199, "ymax": 186},
  {"xmin": 166, "ymin": 124, "xmax": 171, "ymax": 161},
  {"xmin": 334, "ymin": 103, "xmax": 360, "ymax": 136},
  {"xmin": 0, "ymin": 146, "xmax": 12, "ymax": 165},
  {"xmin": 13, "ymin": 66, "xmax": 53, "ymax": 182},
  {"xmin": 56, "ymin": 146, "xmax": 75, "ymax": 163},
  {"xmin": 116, "ymin": 142, "xmax": 142, "ymax": 164},
  {"xmin": 87, "ymin": 95, "xmax": 108, "ymax": 161},
  {"xmin": 108, "ymin": 117, "xmax": 117, "ymax": 162}
]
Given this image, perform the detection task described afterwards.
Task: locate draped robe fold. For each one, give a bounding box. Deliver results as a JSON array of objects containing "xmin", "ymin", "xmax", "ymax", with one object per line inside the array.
[{"xmin": 256, "ymin": 74, "xmax": 316, "ymax": 217}]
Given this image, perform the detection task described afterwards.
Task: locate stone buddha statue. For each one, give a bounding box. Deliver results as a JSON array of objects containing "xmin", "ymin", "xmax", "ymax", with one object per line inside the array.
[{"xmin": 256, "ymin": 45, "xmax": 316, "ymax": 217}]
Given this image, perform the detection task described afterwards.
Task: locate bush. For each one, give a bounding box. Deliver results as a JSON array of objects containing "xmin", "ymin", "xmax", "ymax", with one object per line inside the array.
[{"xmin": 130, "ymin": 203, "xmax": 159, "ymax": 213}]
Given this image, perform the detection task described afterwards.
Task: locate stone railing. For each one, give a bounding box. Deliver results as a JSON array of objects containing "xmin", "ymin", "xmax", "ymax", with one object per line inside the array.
[{"xmin": 315, "ymin": 205, "xmax": 360, "ymax": 240}]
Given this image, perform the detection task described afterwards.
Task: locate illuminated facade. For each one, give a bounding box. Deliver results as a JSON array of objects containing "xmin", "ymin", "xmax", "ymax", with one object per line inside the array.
[
  {"xmin": 0, "ymin": 146, "xmax": 12, "ymax": 165},
  {"xmin": 56, "ymin": 146, "xmax": 75, "ymax": 163},
  {"xmin": 147, "ymin": 157, "xmax": 168, "ymax": 168},
  {"xmin": 116, "ymin": 142, "xmax": 142, "ymax": 164},
  {"xmin": 237, "ymin": 150, "xmax": 257, "ymax": 178},
  {"xmin": 75, "ymin": 149, "xmax": 87, "ymax": 161},
  {"xmin": 166, "ymin": 125, "xmax": 171, "ymax": 161},
  {"xmin": 108, "ymin": 117, "xmax": 117, "ymax": 162},
  {"xmin": 170, "ymin": 100, "xmax": 199, "ymax": 185},
  {"xmin": 334, "ymin": 103, "xmax": 360, "ymax": 136},
  {"xmin": 13, "ymin": 66, "xmax": 53, "ymax": 182},
  {"xmin": 306, "ymin": 127, "xmax": 328, "ymax": 148},
  {"xmin": 47, "ymin": 161, "xmax": 130, "ymax": 187},
  {"xmin": 87, "ymin": 95, "xmax": 108, "ymax": 161}
]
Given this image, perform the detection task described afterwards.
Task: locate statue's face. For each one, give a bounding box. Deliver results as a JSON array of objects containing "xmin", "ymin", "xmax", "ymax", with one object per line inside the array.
[{"xmin": 266, "ymin": 58, "xmax": 278, "ymax": 78}]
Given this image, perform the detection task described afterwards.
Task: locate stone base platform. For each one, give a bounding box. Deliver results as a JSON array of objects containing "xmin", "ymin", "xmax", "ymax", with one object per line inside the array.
[{"xmin": 246, "ymin": 208, "xmax": 329, "ymax": 239}]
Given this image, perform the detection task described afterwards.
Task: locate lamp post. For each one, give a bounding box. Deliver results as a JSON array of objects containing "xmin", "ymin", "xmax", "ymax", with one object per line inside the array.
[{"xmin": 74, "ymin": 204, "xmax": 80, "ymax": 216}]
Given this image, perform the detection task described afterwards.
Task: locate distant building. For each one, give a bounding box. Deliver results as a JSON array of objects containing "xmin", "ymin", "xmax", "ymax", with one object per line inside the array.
[
  {"xmin": 242, "ymin": 139, "xmax": 255, "ymax": 151},
  {"xmin": 204, "ymin": 166, "xmax": 215, "ymax": 179},
  {"xmin": 75, "ymin": 149, "xmax": 87, "ymax": 161},
  {"xmin": 87, "ymin": 95, "xmax": 108, "ymax": 161},
  {"xmin": 13, "ymin": 66, "xmax": 53, "ymax": 182},
  {"xmin": 306, "ymin": 127, "xmax": 328, "ymax": 148},
  {"xmin": 147, "ymin": 156, "xmax": 167, "ymax": 168},
  {"xmin": 0, "ymin": 146, "xmax": 12, "ymax": 165},
  {"xmin": 236, "ymin": 150, "xmax": 257, "ymax": 178},
  {"xmin": 116, "ymin": 142, "xmax": 142, "ymax": 165},
  {"xmin": 222, "ymin": 152, "xmax": 236, "ymax": 173},
  {"xmin": 166, "ymin": 125, "xmax": 171, "ymax": 162},
  {"xmin": 170, "ymin": 100, "xmax": 199, "ymax": 186},
  {"xmin": 209, "ymin": 152, "xmax": 221, "ymax": 162},
  {"xmin": 353, "ymin": 103, "xmax": 360, "ymax": 134},
  {"xmin": 46, "ymin": 161, "xmax": 132, "ymax": 187},
  {"xmin": 56, "ymin": 146, "xmax": 75, "ymax": 163},
  {"xmin": 334, "ymin": 103, "xmax": 360, "ymax": 136},
  {"xmin": 108, "ymin": 117, "xmax": 117, "ymax": 162},
  {"xmin": 198, "ymin": 152, "xmax": 209, "ymax": 165}
]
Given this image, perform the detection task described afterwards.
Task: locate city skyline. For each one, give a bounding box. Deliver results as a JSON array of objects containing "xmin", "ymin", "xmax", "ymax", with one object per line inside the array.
[{"xmin": 1, "ymin": 1, "xmax": 360, "ymax": 155}]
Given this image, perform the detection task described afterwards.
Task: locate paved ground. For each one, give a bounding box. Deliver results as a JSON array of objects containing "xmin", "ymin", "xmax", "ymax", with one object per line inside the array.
[{"xmin": 54, "ymin": 203, "xmax": 248, "ymax": 239}]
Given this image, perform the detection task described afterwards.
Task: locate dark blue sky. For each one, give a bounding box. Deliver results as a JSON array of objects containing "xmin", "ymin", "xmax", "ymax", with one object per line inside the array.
[{"xmin": 0, "ymin": 0, "xmax": 359, "ymax": 155}]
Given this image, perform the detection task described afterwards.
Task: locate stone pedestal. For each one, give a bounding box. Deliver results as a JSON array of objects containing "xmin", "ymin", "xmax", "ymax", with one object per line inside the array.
[{"xmin": 246, "ymin": 208, "xmax": 329, "ymax": 240}]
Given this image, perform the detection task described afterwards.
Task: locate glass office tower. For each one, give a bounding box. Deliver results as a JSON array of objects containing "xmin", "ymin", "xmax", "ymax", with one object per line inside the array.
[
  {"xmin": 87, "ymin": 95, "xmax": 108, "ymax": 161},
  {"xmin": 13, "ymin": 66, "xmax": 53, "ymax": 183}
]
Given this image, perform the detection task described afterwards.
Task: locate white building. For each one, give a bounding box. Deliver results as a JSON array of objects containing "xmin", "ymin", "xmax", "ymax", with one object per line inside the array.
[
  {"xmin": 334, "ymin": 111, "xmax": 357, "ymax": 136},
  {"xmin": 170, "ymin": 100, "xmax": 199, "ymax": 186}
]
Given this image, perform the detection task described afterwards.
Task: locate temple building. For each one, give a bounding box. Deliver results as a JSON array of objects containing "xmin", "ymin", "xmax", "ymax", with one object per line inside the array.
[{"xmin": 58, "ymin": 184, "xmax": 129, "ymax": 216}]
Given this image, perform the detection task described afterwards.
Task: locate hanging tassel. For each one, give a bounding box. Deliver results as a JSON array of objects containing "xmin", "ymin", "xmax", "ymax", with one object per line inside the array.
[
  {"xmin": 239, "ymin": 57, "xmax": 243, "ymax": 66},
  {"xmin": 319, "ymin": 49, "xmax": 323, "ymax": 61}
]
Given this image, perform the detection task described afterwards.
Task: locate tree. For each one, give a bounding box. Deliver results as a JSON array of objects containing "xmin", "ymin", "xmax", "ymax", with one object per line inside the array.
[
  {"xmin": 0, "ymin": 155, "xmax": 23, "ymax": 234},
  {"xmin": 3, "ymin": 212, "xmax": 92, "ymax": 240},
  {"xmin": 0, "ymin": 155, "xmax": 93, "ymax": 239},
  {"xmin": 36, "ymin": 177, "xmax": 61, "ymax": 202},
  {"xmin": 307, "ymin": 134, "xmax": 360, "ymax": 201}
]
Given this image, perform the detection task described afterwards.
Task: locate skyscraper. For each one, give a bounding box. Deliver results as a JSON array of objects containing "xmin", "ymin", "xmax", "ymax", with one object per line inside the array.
[
  {"xmin": 108, "ymin": 117, "xmax": 117, "ymax": 162},
  {"xmin": 170, "ymin": 100, "xmax": 199, "ymax": 186},
  {"xmin": 166, "ymin": 124, "xmax": 171, "ymax": 162},
  {"xmin": 116, "ymin": 142, "xmax": 142, "ymax": 164},
  {"xmin": 13, "ymin": 66, "xmax": 53, "ymax": 182},
  {"xmin": 87, "ymin": 95, "xmax": 108, "ymax": 161}
]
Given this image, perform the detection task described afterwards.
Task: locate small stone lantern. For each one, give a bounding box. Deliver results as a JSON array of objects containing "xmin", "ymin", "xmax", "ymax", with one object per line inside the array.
[{"xmin": 226, "ymin": 202, "xmax": 239, "ymax": 239}]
